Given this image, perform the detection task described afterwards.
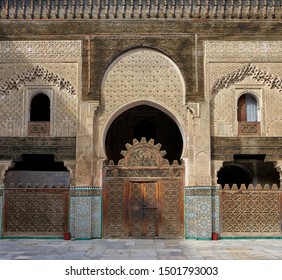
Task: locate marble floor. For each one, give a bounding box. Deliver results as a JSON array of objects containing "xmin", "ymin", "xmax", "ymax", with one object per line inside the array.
[{"xmin": 0, "ymin": 238, "xmax": 282, "ymax": 260}]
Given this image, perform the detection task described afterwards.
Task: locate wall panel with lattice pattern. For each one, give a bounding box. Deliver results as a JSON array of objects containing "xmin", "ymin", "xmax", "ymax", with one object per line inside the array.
[
  {"xmin": 4, "ymin": 189, "xmax": 69, "ymax": 235},
  {"xmin": 221, "ymin": 190, "xmax": 281, "ymax": 235}
]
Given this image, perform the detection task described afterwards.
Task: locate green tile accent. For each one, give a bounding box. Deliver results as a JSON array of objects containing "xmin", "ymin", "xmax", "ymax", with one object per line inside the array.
[
  {"xmin": 186, "ymin": 236, "xmax": 213, "ymax": 240},
  {"xmin": 100, "ymin": 195, "xmax": 103, "ymax": 238},
  {"xmin": 73, "ymin": 238, "xmax": 92, "ymax": 240},
  {"xmin": 220, "ymin": 236, "xmax": 282, "ymax": 240},
  {"xmin": 3, "ymin": 236, "xmax": 64, "ymax": 240},
  {"xmin": 196, "ymin": 238, "xmax": 212, "ymax": 240},
  {"xmin": 186, "ymin": 236, "xmax": 196, "ymax": 239}
]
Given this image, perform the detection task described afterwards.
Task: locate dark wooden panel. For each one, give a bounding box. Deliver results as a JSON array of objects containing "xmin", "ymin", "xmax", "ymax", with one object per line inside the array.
[
  {"xmin": 212, "ymin": 137, "xmax": 282, "ymax": 161},
  {"xmin": 129, "ymin": 182, "xmax": 143, "ymax": 237},
  {"xmin": 160, "ymin": 181, "xmax": 184, "ymax": 237},
  {"xmin": 103, "ymin": 181, "xmax": 126, "ymax": 238},
  {"xmin": 0, "ymin": 137, "xmax": 76, "ymax": 161},
  {"xmin": 5, "ymin": 171, "xmax": 70, "ymax": 188},
  {"xmin": 4, "ymin": 189, "xmax": 69, "ymax": 236},
  {"xmin": 128, "ymin": 182, "xmax": 159, "ymax": 238}
]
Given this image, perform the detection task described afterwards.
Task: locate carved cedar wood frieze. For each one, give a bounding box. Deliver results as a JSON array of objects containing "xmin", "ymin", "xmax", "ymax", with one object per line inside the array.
[{"xmin": 118, "ymin": 138, "xmax": 168, "ymax": 167}]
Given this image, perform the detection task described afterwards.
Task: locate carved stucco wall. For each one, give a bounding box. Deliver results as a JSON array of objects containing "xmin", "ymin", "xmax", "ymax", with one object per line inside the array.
[
  {"xmin": 76, "ymin": 48, "xmax": 212, "ymax": 186},
  {"xmin": 206, "ymin": 41, "xmax": 282, "ymax": 137},
  {"xmin": 0, "ymin": 41, "xmax": 81, "ymax": 137},
  {"xmin": 100, "ymin": 48, "xmax": 188, "ymax": 157}
]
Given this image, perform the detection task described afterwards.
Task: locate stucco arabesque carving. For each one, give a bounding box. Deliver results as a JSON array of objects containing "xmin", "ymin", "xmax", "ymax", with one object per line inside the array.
[
  {"xmin": 211, "ymin": 64, "xmax": 282, "ymax": 98},
  {"xmin": 0, "ymin": 65, "xmax": 76, "ymax": 98},
  {"xmin": 0, "ymin": 41, "xmax": 82, "ymax": 62}
]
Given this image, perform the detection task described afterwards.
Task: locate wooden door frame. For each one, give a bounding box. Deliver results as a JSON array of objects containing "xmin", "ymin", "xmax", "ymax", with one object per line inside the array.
[{"xmin": 102, "ymin": 138, "xmax": 185, "ymax": 238}]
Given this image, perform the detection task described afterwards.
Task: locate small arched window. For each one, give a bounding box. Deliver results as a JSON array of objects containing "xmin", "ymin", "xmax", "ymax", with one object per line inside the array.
[
  {"xmin": 237, "ymin": 94, "xmax": 258, "ymax": 122},
  {"xmin": 30, "ymin": 93, "xmax": 50, "ymax": 122},
  {"xmin": 238, "ymin": 93, "xmax": 260, "ymax": 135}
]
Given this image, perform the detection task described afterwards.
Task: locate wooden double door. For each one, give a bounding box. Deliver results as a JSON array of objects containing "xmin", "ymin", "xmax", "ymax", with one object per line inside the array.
[
  {"xmin": 128, "ymin": 181, "xmax": 159, "ymax": 237},
  {"xmin": 103, "ymin": 179, "xmax": 184, "ymax": 238}
]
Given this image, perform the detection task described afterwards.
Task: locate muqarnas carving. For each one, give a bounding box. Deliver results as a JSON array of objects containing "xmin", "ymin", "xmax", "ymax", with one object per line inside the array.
[{"xmin": 0, "ymin": 65, "xmax": 76, "ymax": 98}]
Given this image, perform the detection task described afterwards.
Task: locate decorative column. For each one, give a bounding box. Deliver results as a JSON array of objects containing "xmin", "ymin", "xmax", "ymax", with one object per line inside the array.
[
  {"xmin": 76, "ymin": 101, "xmax": 99, "ymax": 186},
  {"xmin": 70, "ymin": 101, "xmax": 103, "ymax": 239},
  {"xmin": 184, "ymin": 102, "xmax": 216, "ymax": 239},
  {"xmin": 187, "ymin": 102, "xmax": 212, "ymax": 186}
]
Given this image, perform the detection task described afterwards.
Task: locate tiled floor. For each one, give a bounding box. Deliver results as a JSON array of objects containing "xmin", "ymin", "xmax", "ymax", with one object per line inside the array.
[{"xmin": 0, "ymin": 239, "xmax": 282, "ymax": 260}]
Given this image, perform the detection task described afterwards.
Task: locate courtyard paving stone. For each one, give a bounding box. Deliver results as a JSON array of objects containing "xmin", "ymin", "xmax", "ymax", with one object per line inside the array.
[{"xmin": 0, "ymin": 238, "xmax": 282, "ymax": 260}]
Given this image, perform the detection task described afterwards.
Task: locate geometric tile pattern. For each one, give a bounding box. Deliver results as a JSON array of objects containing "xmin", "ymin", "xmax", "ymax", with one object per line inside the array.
[
  {"xmin": 74, "ymin": 196, "xmax": 92, "ymax": 239},
  {"xmin": 212, "ymin": 187, "xmax": 220, "ymax": 233},
  {"xmin": 185, "ymin": 186, "xmax": 216, "ymax": 239},
  {"xmin": 69, "ymin": 197, "xmax": 75, "ymax": 238},
  {"xmin": 185, "ymin": 196, "xmax": 197, "ymax": 238},
  {"xmin": 70, "ymin": 187, "xmax": 102, "ymax": 239},
  {"xmin": 91, "ymin": 196, "xmax": 102, "ymax": 238}
]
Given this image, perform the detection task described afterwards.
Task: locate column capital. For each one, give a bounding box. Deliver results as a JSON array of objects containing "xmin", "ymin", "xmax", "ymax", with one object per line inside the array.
[
  {"xmin": 87, "ymin": 101, "xmax": 99, "ymax": 118},
  {"xmin": 187, "ymin": 102, "xmax": 200, "ymax": 118}
]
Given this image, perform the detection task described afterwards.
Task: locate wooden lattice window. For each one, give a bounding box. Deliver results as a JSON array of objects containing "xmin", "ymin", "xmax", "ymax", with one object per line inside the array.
[{"xmin": 238, "ymin": 94, "xmax": 260, "ymax": 135}]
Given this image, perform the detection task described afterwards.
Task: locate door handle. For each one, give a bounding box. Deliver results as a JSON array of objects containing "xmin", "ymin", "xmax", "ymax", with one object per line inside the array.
[{"xmin": 139, "ymin": 203, "xmax": 147, "ymax": 208}]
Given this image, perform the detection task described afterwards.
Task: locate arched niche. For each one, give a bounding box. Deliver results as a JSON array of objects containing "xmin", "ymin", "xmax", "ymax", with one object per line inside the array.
[{"xmin": 105, "ymin": 104, "xmax": 183, "ymax": 164}]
